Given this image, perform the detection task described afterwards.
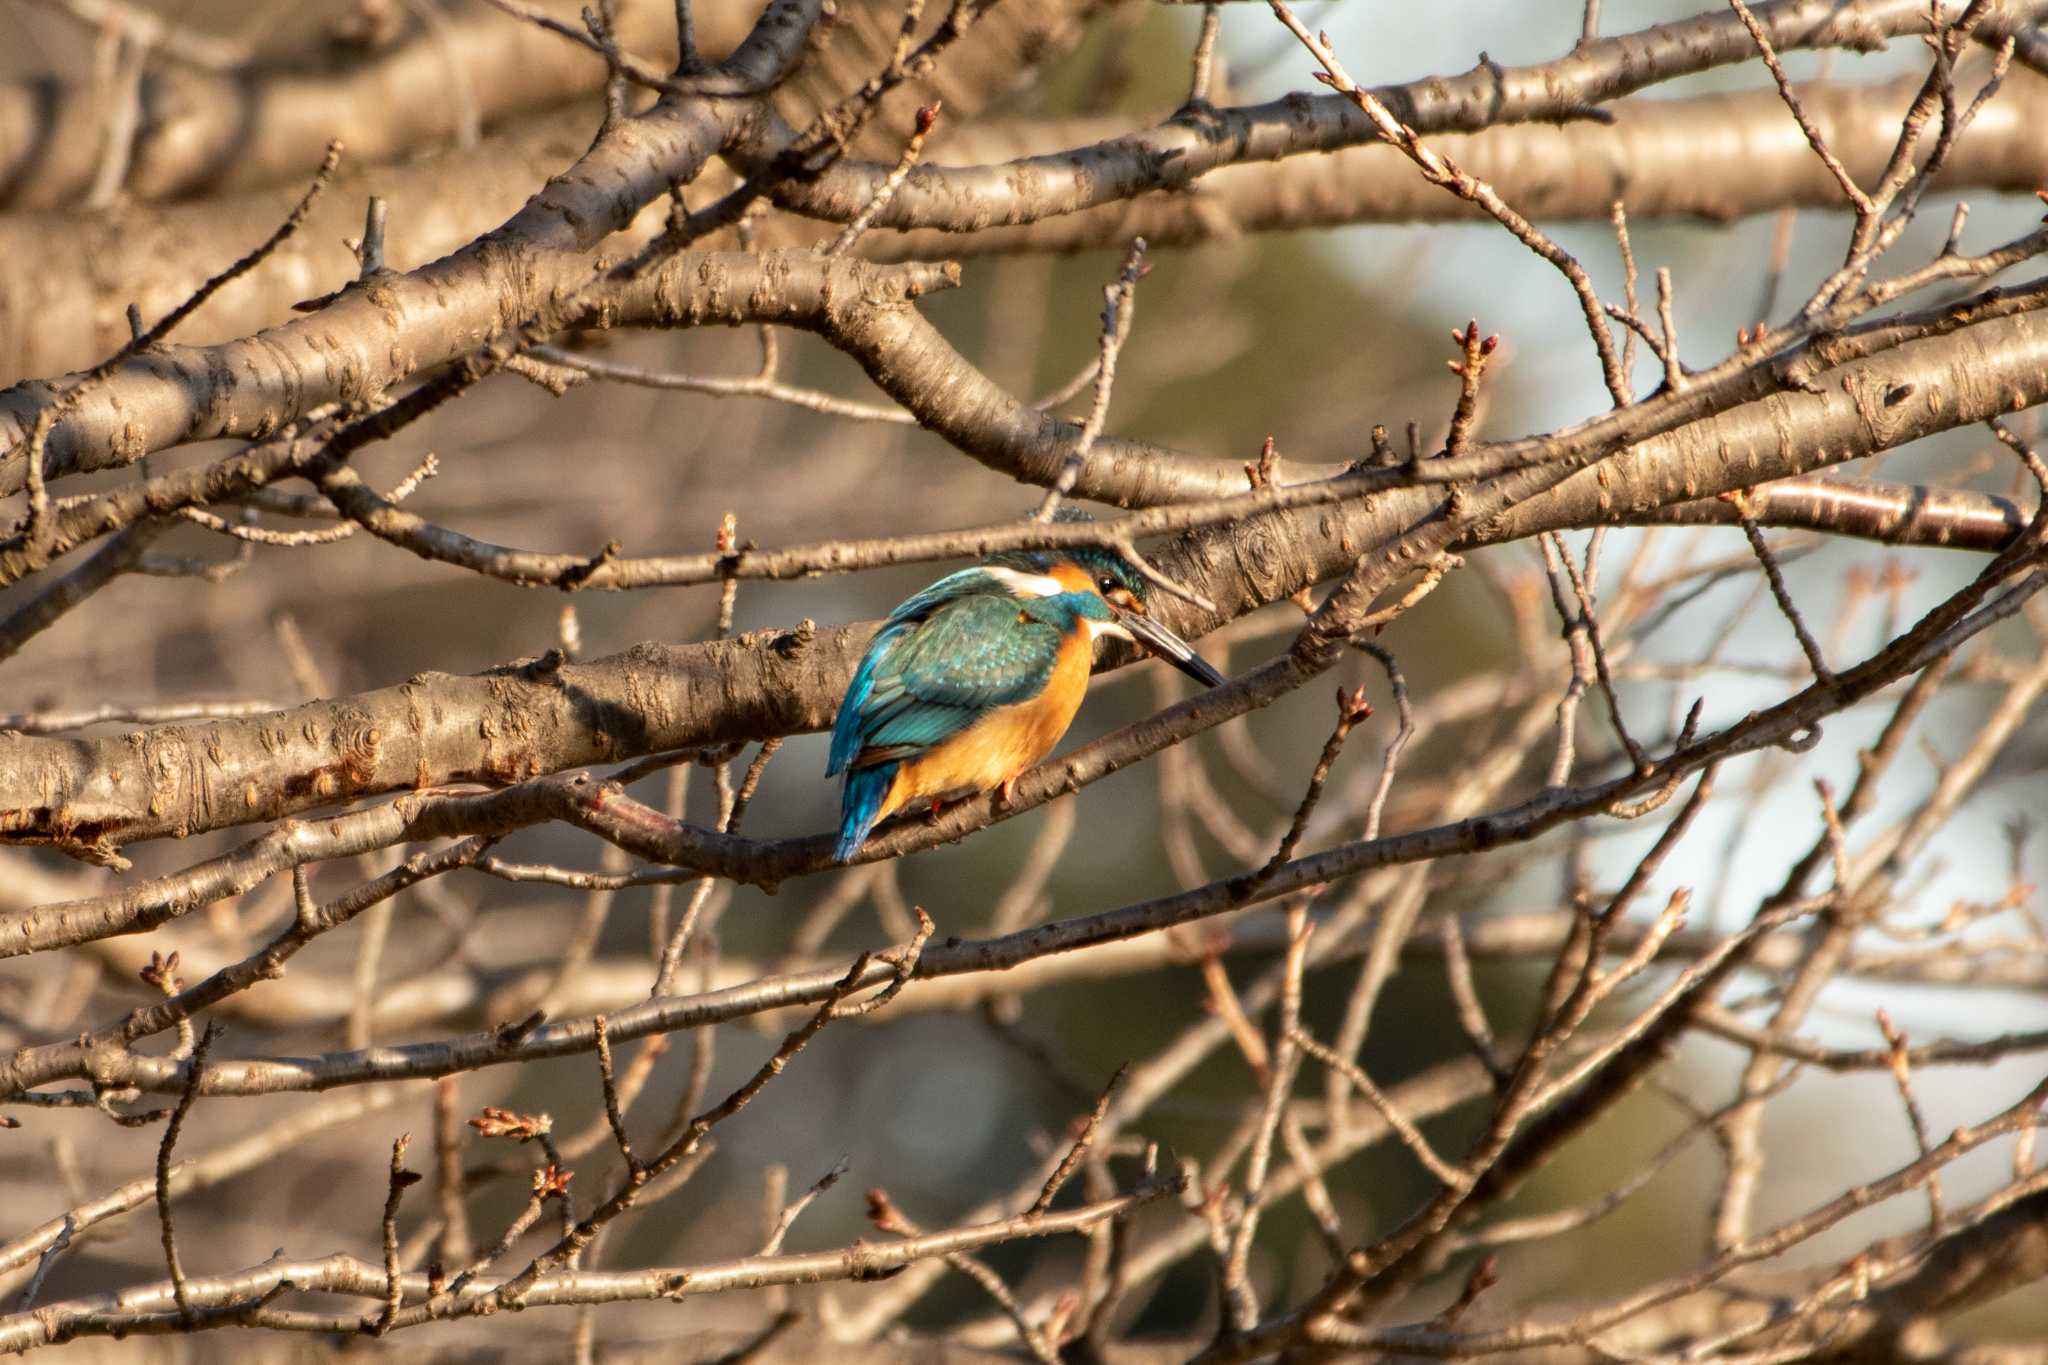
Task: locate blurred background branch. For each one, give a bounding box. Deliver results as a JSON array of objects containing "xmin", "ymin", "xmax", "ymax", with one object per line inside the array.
[{"xmin": 1, "ymin": 0, "xmax": 2046, "ymax": 1359}]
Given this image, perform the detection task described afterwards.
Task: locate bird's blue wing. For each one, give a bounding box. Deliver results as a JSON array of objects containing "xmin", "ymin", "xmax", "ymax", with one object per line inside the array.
[
  {"xmin": 827, "ymin": 571, "xmax": 989, "ymax": 776},
  {"xmin": 828, "ymin": 619, "xmax": 908, "ymax": 776},
  {"xmin": 829, "ymin": 593, "xmax": 1062, "ymax": 772},
  {"xmin": 882, "ymin": 568, "xmax": 1008, "ymax": 625},
  {"xmin": 827, "ymin": 572, "xmax": 988, "ymax": 776}
]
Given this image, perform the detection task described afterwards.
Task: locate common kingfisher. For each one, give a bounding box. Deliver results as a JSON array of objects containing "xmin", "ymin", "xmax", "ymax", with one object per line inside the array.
[{"xmin": 828, "ymin": 537, "xmax": 1226, "ymax": 861}]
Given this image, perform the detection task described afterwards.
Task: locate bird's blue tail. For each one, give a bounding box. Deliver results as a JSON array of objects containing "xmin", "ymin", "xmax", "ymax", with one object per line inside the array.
[{"xmin": 835, "ymin": 763, "xmax": 898, "ymax": 862}]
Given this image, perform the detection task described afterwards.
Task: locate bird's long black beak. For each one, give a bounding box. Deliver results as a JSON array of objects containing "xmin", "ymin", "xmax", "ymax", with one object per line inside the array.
[{"xmin": 1116, "ymin": 607, "xmax": 1226, "ymax": 687}]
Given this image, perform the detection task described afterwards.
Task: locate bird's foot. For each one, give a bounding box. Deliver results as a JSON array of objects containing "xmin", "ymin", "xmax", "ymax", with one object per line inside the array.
[
  {"xmin": 997, "ymin": 777, "xmax": 1018, "ymax": 806},
  {"xmin": 927, "ymin": 797, "xmax": 946, "ymax": 821}
]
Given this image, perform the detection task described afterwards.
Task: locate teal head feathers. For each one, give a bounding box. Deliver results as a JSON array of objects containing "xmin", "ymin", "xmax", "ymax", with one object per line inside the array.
[{"xmin": 983, "ymin": 512, "xmax": 1224, "ymax": 692}]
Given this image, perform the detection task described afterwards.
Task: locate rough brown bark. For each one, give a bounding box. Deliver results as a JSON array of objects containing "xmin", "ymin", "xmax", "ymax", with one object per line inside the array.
[
  {"xmin": 758, "ymin": 0, "xmax": 2048, "ymax": 233},
  {"xmin": 7, "ymin": 290, "xmax": 2044, "ymax": 857},
  {"xmin": 6, "ymin": 1, "xmax": 2048, "ymax": 1358},
  {"xmin": 861, "ymin": 70, "xmax": 2048, "ymax": 258}
]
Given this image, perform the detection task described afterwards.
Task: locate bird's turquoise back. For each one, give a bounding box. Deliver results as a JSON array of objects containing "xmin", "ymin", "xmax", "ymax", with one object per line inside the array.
[
  {"xmin": 832, "ymin": 592, "xmax": 1065, "ymax": 771},
  {"xmin": 829, "ymin": 568, "xmax": 996, "ymax": 778}
]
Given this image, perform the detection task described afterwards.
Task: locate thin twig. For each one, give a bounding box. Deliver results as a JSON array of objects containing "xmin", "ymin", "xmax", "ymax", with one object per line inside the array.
[
  {"xmin": 1259, "ymin": 685, "xmax": 1373, "ymax": 880},
  {"xmin": 759, "ymin": 1155, "xmax": 851, "ymax": 1255},
  {"xmin": 1544, "ymin": 531, "xmax": 1649, "ymax": 774},
  {"xmin": 1290, "ymin": 1026, "xmax": 1467, "ymax": 1188},
  {"xmin": 1035, "ymin": 239, "xmax": 1148, "ymax": 521},
  {"xmin": 376, "ymin": 1134, "xmax": 419, "ymax": 1333},
  {"xmin": 136, "ymin": 141, "xmax": 345, "ymax": 355},
  {"xmin": 1877, "ymin": 1008, "xmax": 1945, "ymax": 1233},
  {"xmin": 1729, "ymin": 0, "xmax": 1871, "ymax": 212},
  {"xmin": 822, "ymin": 104, "xmax": 941, "ymax": 257},
  {"xmin": 592, "ymin": 1016, "xmax": 637, "ymax": 1173},
  {"xmin": 156, "ymin": 1022, "xmax": 221, "ymax": 1325},
  {"xmin": 1032, "ymin": 1067, "xmax": 1128, "ymax": 1215},
  {"xmin": 1188, "ymin": 5, "xmax": 1223, "ymax": 104},
  {"xmin": 434, "ymin": 1076, "xmax": 471, "ymax": 1269},
  {"xmin": 1269, "ymin": 2, "xmax": 1628, "ymax": 404},
  {"xmin": 1728, "ymin": 489, "xmax": 1835, "ymax": 684}
]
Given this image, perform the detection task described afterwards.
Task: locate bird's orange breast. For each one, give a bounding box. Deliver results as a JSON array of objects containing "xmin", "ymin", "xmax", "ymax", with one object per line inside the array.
[{"xmin": 883, "ymin": 626, "xmax": 1095, "ymax": 815}]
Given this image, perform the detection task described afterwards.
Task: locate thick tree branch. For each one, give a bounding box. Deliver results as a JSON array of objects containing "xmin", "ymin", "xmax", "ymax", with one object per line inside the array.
[
  {"xmin": 4, "ymin": 475, "xmax": 2040, "ymax": 1099},
  {"xmin": 1820, "ymin": 1186, "xmax": 2048, "ymax": 1354},
  {"xmin": 1629, "ymin": 475, "xmax": 2026, "ymax": 550},
  {"xmin": 15, "ymin": 0, "xmax": 2047, "ymax": 493},
  {"xmin": 8, "ymin": 4, "xmax": 2045, "ymax": 1357},
  {"xmin": 859, "ymin": 68, "xmax": 2048, "ymax": 259},
  {"xmin": 21, "ymin": 66, "xmax": 2048, "ymax": 384},
  {"xmin": 0, "ymin": 115, "xmax": 599, "ymax": 385},
  {"xmin": 0, "ymin": 1177, "xmax": 1180, "ymax": 1351},
  {"xmin": 0, "ymin": 0, "xmax": 693, "ymax": 211},
  {"xmin": 0, "ymin": 0, "xmax": 828, "ymax": 496},
  {"xmin": 755, "ymin": 0, "xmax": 2048, "ymax": 233},
  {"xmin": 6, "ymin": 279, "xmax": 2046, "ymax": 855},
  {"xmin": 1, "ymin": 574, "xmax": 2024, "ymax": 1091}
]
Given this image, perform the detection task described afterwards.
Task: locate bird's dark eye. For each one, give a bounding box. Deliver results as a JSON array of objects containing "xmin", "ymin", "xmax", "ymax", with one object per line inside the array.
[{"xmin": 1097, "ymin": 575, "xmax": 1117, "ymax": 595}]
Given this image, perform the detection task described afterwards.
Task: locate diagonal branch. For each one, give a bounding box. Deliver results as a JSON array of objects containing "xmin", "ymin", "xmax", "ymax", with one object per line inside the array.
[
  {"xmin": 0, "ymin": 0, "xmax": 831, "ymax": 496},
  {"xmin": 7, "ymin": 288, "xmax": 2048, "ymax": 859}
]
